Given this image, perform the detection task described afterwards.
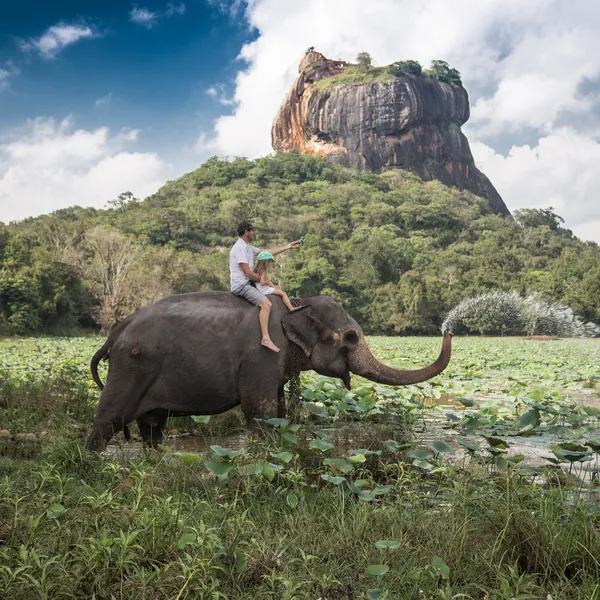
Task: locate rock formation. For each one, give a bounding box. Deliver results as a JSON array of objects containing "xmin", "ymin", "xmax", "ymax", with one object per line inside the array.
[{"xmin": 272, "ymin": 52, "xmax": 510, "ymax": 216}]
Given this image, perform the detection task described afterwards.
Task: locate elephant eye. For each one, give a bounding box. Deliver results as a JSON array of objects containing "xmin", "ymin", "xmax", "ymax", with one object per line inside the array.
[{"xmin": 343, "ymin": 330, "xmax": 359, "ymax": 345}]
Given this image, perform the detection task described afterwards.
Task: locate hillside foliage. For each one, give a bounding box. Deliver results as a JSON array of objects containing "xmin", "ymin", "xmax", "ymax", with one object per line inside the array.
[{"xmin": 1, "ymin": 152, "xmax": 599, "ymax": 334}]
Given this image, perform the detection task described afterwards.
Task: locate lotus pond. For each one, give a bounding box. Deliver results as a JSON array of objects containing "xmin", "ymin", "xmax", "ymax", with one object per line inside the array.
[{"xmin": 1, "ymin": 335, "xmax": 599, "ymax": 599}]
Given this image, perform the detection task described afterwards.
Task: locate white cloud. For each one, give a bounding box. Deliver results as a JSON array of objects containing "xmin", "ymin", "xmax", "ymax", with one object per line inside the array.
[
  {"xmin": 203, "ymin": 0, "xmax": 600, "ymax": 241},
  {"xmin": 205, "ymin": 83, "xmax": 235, "ymax": 105},
  {"xmin": 165, "ymin": 2, "xmax": 186, "ymax": 17},
  {"xmin": 471, "ymin": 128, "xmax": 600, "ymax": 242},
  {"xmin": 129, "ymin": 7, "xmax": 159, "ymax": 29},
  {"xmin": 207, "ymin": 0, "xmax": 246, "ymax": 18},
  {"xmin": 130, "ymin": 2, "xmax": 186, "ymax": 28},
  {"xmin": 471, "ymin": 27, "xmax": 600, "ymax": 135},
  {"xmin": 0, "ymin": 117, "xmax": 169, "ymax": 223},
  {"xmin": 94, "ymin": 93, "xmax": 113, "ymax": 108},
  {"xmin": 20, "ymin": 22, "xmax": 99, "ymax": 58},
  {"xmin": 194, "ymin": 132, "xmax": 218, "ymax": 153},
  {"xmin": 0, "ymin": 62, "xmax": 19, "ymax": 92}
]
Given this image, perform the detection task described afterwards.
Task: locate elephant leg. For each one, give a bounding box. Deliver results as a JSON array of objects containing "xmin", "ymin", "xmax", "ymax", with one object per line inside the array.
[
  {"xmin": 277, "ymin": 385, "xmax": 286, "ymax": 419},
  {"xmin": 86, "ymin": 370, "xmax": 158, "ymax": 451},
  {"xmin": 240, "ymin": 393, "xmax": 278, "ymax": 423},
  {"xmin": 137, "ymin": 411, "xmax": 168, "ymax": 448},
  {"xmin": 238, "ymin": 363, "xmax": 280, "ymax": 424},
  {"xmin": 87, "ymin": 419, "xmax": 122, "ymax": 451}
]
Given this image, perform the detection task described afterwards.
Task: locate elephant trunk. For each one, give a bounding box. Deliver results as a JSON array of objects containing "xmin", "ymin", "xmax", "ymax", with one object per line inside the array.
[{"xmin": 347, "ymin": 333, "xmax": 452, "ymax": 386}]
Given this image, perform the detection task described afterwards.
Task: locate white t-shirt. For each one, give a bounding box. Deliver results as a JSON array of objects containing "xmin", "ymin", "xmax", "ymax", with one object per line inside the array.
[{"xmin": 230, "ymin": 238, "xmax": 260, "ymax": 291}]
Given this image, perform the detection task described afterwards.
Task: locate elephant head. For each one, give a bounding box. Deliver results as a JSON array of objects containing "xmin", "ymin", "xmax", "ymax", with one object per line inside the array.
[{"xmin": 281, "ymin": 297, "xmax": 452, "ymax": 388}]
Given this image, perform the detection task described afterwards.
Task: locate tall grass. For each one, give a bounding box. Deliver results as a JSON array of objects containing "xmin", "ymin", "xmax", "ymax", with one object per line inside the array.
[
  {"xmin": 1, "ymin": 438, "xmax": 599, "ymax": 599},
  {"xmin": 1, "ymin": 339, "xmax": 600, "ymax": 599}
]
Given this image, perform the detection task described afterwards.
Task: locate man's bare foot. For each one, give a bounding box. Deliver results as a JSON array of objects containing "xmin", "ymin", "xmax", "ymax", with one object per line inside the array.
[{"xmin": 261, "ymin": 338, "xmax": 280, "ymax": 352}]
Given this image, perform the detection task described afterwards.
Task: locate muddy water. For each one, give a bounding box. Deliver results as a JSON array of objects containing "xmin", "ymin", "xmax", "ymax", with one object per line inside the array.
[
  {"xmin": 104, "ymin": 392, "xmax": 600, "ymax": 486},
  {"xmin": 104, "ymin": 431, "xmax": 250, "ymax": 461}
]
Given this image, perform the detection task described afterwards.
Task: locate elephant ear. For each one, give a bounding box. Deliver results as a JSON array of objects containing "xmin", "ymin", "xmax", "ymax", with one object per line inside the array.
[{"xmin": 281, "ymin": 305, "xmax": 323, "ymax": 357}]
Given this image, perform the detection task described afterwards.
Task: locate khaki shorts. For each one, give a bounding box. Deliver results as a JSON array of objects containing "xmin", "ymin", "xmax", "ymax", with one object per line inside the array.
[{"xmin": 232, "ymin": 282, "xmax": 266, "ymax": 306}]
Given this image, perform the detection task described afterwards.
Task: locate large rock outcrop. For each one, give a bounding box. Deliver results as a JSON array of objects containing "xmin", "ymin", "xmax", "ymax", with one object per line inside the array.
[{"xmin": 272, "ymin": 52, "xmax": 510, "ymax": 216}]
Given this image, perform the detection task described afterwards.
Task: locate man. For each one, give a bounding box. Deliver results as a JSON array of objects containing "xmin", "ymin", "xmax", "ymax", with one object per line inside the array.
[{"xmin": 230, "ymin": 220, "xmax": 300, "ymax": 352}]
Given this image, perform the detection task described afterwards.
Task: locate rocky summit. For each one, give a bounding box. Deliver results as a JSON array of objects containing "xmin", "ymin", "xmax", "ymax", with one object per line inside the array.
[{"xmin": 272, "ymin": 52, "xmax": 509, "ymax": 216}]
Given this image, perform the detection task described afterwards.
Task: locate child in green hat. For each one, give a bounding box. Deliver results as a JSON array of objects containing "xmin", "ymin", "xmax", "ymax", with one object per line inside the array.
[{"xmin": 254, "ymin": 251, "xmax": 296, "ymax": 311}]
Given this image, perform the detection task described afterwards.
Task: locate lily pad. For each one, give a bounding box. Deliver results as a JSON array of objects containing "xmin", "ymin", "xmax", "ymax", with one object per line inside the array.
[
  {"xmin": 270, "ymin": 451, "xmax": 294, "ymax": 463},
  {"xmin": 429, "ymin": 440, "xmax": 454, "ymax": 455},
  {"xmin": 46, "ymin": 503, "xmax": 67, "ymax": 519},
  {"xmin": 191, "ymin": 415, "xmax": 211, "ymax": 424},
  {"xmin": 309, "ymin": 439, "xmax": 334, "ymax": 452},
  {"xmin": 407, "ymin": 449, "xmax": 434, "ymax": 460},
  {"xmin": 323, "ymin": 458, "xmax": 354, "ymax": 474},
  {"xmin": 205, "ymin": 460, "xmax": 235, "ymax": 479},
  {"xmin": 209, "ymin": 445, "xmax": 246, "ymax": 459},
  {"xmin": 366, "ymin": 564, "xmax": 389, "ymax": 576},
  {"xmin": 320, "ymin": 474, "xmax": 346, "ymax": 485}
]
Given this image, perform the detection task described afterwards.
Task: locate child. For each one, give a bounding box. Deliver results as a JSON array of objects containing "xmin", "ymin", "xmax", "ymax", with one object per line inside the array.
[{"xmin": 253, "ymin": 251, "xmax": 296, "ymax": 311}]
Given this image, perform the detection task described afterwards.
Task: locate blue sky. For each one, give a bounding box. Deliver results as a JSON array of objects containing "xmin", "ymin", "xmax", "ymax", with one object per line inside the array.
[
  {"xmin": 1, "ymin": 0, "xmax": 600, "ymax": 243},
  {"xmin": 0, "ymin": 0, "xmax": 252, "ymax": 163}
]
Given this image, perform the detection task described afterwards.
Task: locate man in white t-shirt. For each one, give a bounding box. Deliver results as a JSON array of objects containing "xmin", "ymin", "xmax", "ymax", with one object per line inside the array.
[{"xmin": 230, "ymin": 220, "xmax": 301, "ymax": 352}]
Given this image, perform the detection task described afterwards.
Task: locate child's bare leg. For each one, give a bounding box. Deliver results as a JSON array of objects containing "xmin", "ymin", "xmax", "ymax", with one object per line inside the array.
[
  {"xmin": 258, "ymin": 298, "xmax": 279, "ymax": 352},
  {"xmin": 272, "ymin": 289, "xmax": 295, "ymax": 311}
]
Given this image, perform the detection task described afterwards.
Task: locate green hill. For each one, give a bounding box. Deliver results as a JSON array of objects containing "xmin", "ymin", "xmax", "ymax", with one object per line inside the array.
[{"xmin": 1, "ymin": 152, "xmax": 599, "ymax": 334}]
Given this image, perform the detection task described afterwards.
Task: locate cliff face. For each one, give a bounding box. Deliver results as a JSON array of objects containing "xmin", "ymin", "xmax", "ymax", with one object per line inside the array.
[{"xmin": 272, "ymin": 52, "xmax": 510, "ymax": 216}]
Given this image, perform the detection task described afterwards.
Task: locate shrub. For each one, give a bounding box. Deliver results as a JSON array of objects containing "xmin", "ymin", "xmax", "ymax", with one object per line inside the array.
[
  {"xmin": 426, "ymin": 59, "xmax": 462, "ymax": 85},
  {"xmin": 356, "ymin": 52, "xmax": 373, "ymax": 71},
  {"xmin": 442, "ymin": 291, "xmax": 600, "ymax": 337},
  {"xmin": 388, "ymin": 60, "xmax": 422, "ymax": 76}
]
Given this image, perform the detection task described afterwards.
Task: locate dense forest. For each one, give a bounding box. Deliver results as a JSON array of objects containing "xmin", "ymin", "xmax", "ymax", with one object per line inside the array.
[{"xmin": 1, "ymin": 152, "xmax": 599, "ymax": 335}]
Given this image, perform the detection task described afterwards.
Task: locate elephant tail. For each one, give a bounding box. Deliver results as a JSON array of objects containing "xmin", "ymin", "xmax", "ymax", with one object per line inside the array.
[{"xmin": 90, "ymin": 318, "xmax": 130, "ymax": 390}]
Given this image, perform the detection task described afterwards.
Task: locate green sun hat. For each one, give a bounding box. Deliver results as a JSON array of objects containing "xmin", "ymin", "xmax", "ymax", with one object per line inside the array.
[{"xmin": 257, "ymin": 251, "xmax": 275, "ymax": 262}]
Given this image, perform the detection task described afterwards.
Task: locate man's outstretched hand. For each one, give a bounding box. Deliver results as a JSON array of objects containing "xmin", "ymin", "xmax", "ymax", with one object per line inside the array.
[{"xmin": 288, "ymin": 240, "xmax": 302, "ymax": 249}]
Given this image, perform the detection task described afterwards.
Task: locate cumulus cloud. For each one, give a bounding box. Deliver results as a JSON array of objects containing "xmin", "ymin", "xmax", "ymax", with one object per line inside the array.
[
  {"xmin": 129, "ymin": 7, "xmax": 158, "ymax": 28},
  {"xmin": 0, "ymin": 117, "xmax": 169, "ymax": 223},
  {"xmin": 204, "ymin": 0, "xmax": 600, "ymax": 241},
  {"xmin": 129, "ymin": 2, "xmax": 186, "ymax": 28},
  {"xmin": 0, "ymin": 62, "xmax": 19, "ymax": 92},
  {"xmin": 471, "ymin": 129, "xmax": 600, "ymax": 242},
  {"xmin": 20, "ymin": 22, "xmax": 99, "ymax": 58}
]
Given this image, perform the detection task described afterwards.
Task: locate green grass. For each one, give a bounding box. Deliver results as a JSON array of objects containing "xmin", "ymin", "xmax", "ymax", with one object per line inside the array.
[
  {"xmin": 311, "ymin": 65, "xmax": 396, "ymax": 95},
  {"xmin": 1, "ymin": 336, "xmax": 600, "ymax": 599}
]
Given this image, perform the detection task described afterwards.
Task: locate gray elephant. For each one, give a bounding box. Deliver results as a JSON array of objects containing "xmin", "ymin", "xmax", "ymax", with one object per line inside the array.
[{"xmin": 87, "ymin": 292, "xmax": 452, "ymax": 450}]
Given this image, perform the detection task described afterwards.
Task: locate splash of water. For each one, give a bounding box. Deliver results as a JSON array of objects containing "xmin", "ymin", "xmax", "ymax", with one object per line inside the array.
[{"xmin": 442, "ymin": 291, "xmax": 600, "ymax": 338}]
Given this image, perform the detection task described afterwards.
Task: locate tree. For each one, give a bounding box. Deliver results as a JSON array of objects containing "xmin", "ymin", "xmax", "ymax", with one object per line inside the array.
[
  {"xmin": 76, "ymin": 227, "xmax": 144, "ymax": 331},
  {"xmin": 107, "ymin": 191, "xmax": 139, "ymax": 213},
  {"xmin": 427, "ymin": 60, "xmax": 462, "ymax": 85},
  {"xmin": 2, "ymin": 152, "xmax": 600, "ymax": 336},
  {"xmin": 388, "ymin": 60, "xmax": 422, "ymax": 76},
  {"xmin": 305, "ymin": 46, "xmax": 315, "ymax": 54},
  {"xmin": 514, "ymin": 207, "xmax": 565, "ymax": 232},
  {"xmin": 356, "ymin": 52, "xmax": 373, "ymax": 71}
]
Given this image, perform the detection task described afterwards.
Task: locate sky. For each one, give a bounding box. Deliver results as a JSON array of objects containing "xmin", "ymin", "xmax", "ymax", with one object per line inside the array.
[{"xmin": 1, "ymin": 0, "xmax": 600, "ymax": 243}]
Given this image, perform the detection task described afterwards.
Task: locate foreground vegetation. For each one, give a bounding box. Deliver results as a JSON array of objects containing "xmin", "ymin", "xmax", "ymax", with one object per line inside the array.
[
  {"xmin": 2, "ymin": 152, "xmax": 600, "ymax": 335},
  {"xmin": 1, "ymin": 336, "xmax": 599, "ymax": 598}
]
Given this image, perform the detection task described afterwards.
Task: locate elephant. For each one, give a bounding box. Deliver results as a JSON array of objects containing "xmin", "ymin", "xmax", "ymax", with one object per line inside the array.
[{"xmin": 86, "ymin": 292, "xmax": 452, "ymax": 450}]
